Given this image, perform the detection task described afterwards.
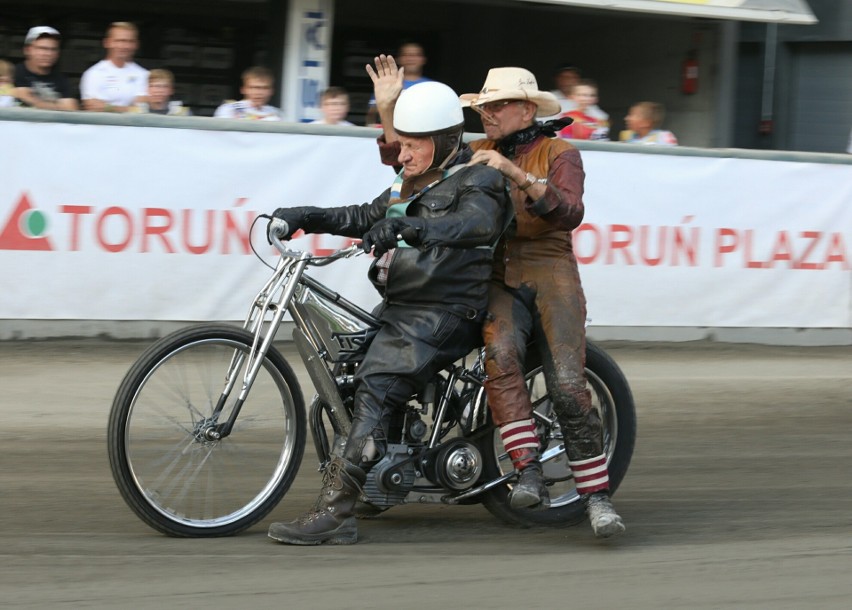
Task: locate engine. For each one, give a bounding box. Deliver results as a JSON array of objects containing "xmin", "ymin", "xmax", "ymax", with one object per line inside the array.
[
  {"xmin": 360, "ymin": 438, "xmax": 485, "ymax": 508},
  {"xmin": 362, "ymin": 444, "xmax": 418, "ymax": 508},
  {"xmin": 422, "ymin": 438, "xmax": 483, "ymax": 491}
]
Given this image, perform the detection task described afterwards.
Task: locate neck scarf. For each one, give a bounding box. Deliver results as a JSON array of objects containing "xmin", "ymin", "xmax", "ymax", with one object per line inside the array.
[{"xmin": 497, "ymin": 117, "xmax": 573, "ymax": 159}]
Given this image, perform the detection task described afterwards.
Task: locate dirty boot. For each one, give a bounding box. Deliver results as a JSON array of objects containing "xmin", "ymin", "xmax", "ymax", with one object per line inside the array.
[
  {"xmin": 268, "ymin": 457, "xmax": 366, "ymax": 545},
  {"xmin": 585, "ymin": 491, "xmax": 625, "ymax": 539},
  {"xmin": 507, "ymin": 448, "xmax": 550, "ymax": 510}
]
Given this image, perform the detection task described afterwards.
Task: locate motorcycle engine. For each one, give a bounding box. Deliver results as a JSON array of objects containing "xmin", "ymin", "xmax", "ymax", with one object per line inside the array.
[
  {"xmin": 362, "ymin": 444, "xmax": 417, "ymax": 508},
  {"xmin": 423, "ymin": 438, "xmax": 483, "ymax": 491}
]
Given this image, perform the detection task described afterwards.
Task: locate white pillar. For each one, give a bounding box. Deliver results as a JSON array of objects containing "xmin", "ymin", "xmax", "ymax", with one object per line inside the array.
[{"xmin": 281, "ymin": 0, "xmax": 334, "ymax": 122}]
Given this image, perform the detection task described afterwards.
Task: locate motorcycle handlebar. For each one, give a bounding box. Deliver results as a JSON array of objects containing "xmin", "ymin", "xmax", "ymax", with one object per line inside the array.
[{"xmin": 269, "ymin": 232, "xmax": 363, "ymax": 265}]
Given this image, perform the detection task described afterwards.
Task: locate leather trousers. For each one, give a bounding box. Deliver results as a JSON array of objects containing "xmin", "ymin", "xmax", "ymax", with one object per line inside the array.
[
  {"xmin": 482, "ymin": 264, "xmax": 603, "ymax": 462},
  {"xmin": 342, "ymin": 304, "xmax": 481, "ymax": 467}
]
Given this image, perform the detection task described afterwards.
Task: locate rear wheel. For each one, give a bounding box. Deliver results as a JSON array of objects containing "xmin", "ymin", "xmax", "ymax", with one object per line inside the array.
[
  {"xmin": 107, "ymin": 324, "xmax": 306, "ymax": 537},
  {"xmin": 479, "ymin": 341, "xmax": 636, "ymax": 527}
]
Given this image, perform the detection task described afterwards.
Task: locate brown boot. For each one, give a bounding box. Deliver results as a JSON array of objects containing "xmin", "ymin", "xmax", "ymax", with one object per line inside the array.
[
  {"xmin": 268, "ymin": 457, "xmax": 366, "ymax": 545},
  {"xmin": 507, "ymin": 448, "xmax": 550, "ymax": 510}
]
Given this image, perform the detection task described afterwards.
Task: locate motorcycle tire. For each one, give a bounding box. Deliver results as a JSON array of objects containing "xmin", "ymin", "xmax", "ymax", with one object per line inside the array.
[
  {"xmin": 477, "ymin": 340, "xmax": 636, "ymax": 528},
  {"xmin": 107, "ymin": 323, "xmax": 306, "ymax": 537}
]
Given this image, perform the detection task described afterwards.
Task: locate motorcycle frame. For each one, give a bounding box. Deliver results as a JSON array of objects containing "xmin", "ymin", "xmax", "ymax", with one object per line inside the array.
[{"xmin": 211, "ymin": 236, "xmax": 566, "ymax": 504}]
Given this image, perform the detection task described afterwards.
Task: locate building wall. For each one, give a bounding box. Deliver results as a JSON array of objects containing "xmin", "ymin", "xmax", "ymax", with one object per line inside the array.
[{"xmin": 736, "ymin": 0, "xmax": 852, "ymax": 153}]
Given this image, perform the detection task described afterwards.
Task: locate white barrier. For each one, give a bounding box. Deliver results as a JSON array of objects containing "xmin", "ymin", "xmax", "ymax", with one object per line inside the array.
[{"xmin": 1, "ymin": 111, "xmax": 850, "ymax": 339}]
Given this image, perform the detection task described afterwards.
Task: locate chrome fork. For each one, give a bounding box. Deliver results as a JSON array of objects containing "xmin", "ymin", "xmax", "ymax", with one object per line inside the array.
[{"xmin": 207, "ymin": 251, "xmax": 312, "ymax": 439}]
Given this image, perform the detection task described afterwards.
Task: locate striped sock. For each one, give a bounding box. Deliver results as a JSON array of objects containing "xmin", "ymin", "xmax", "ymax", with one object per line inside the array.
[
  {"xmin": 569, "ymin": 453, "xmax": 610, "ymax": 495},
  {"xmin": 500, "ymin": 419, "xmax": 539, "ymax": 470},
  {"xmin": 500, "ymin": 418, "xmax": 539, "ymax": 452}
]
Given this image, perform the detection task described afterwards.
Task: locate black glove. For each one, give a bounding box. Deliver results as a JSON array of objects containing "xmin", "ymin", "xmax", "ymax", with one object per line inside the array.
[
  {"xmin": 268, "ymin": 206, "xmax": 327, "ymax": 242},
  {"xmin": 268, "ymin": 207, "xmax": 306, "ymax": 241},
  {"xmin": 361, "ymin": 217, "xmax": 425, "ymax": 257}
]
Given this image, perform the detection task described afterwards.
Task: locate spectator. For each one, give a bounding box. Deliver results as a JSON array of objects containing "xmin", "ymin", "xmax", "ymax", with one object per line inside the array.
[
  {"xmin": 0, "ymin": 59, "xmax": 14, "ymax": 107},
  {"xmin": 620, "ymin": 102, "xmax": 678, "ymax": 146},
  {"xmin": 550, "ymin": 62, "xmax": 581, "ymax": 115},
  {"xmin": 135, "ymin": 69, "xmax": 190, "ymax": 115},
  {"xmin": 80, "ymin": 22, "xmax": 148, "ymax": 113},
  {"xmin": 311, "ymin": 86, "xmax": 353, "ymax": 125},
  {"xmin": 12, "ymin": 26, "xmax": 78, "ymax": 111},
  {"xmin": 213, "ymin": 66, "xmax": 281, "ymax": 121},
  {"xmin": 545, "ymin": 62, "xmax": 608, "ymax": 125},
  {"xmin": 365, "ymin": 41, "xmax": 431, "ymax": 126},
  {"xmin": 558, "ymin": 79, "xmax": 610, "ymax": 141}
]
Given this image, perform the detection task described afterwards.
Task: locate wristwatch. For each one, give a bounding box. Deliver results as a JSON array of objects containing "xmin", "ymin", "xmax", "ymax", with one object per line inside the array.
[{"xmin": 518, "ymin": 172, "xmax": 537, "ymax": 190}]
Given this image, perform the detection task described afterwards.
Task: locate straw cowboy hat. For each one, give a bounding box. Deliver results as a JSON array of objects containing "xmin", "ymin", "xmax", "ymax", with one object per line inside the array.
[{"xmin": 460, "ymin": 67, "xmax": 561, "ymax": 118}]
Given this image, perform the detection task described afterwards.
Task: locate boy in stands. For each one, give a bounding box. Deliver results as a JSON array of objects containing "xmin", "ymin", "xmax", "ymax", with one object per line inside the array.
[
  {"xmin": 558, "ymin": 79, "xmax": 609, "ymax": 141},
  {"xmin": 620, "ymin": 102, "xmax": 678, "ymax": 146},
  {"xmin": 136, "ymin": 69, "xmax": 190, "ymax": 115},
  {"xmin": 311, "ymin": 86, "xmax": 353, "ymax": 125},
  {"xmin": 214, "ymin": 66, "xmax": 281, "ymax": 121}
]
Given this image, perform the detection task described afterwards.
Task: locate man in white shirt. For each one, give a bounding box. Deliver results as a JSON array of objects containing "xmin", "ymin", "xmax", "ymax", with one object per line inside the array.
[{"xmin": 80, "ymin": 21, "xmax": 148, "ymax": 113}]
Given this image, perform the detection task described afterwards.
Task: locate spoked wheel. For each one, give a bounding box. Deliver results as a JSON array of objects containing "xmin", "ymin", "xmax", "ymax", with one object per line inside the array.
[
  {"xmin": 479, "ymin": 340, "xmax": 636, "ymax": 527},
  {"xmin": 107, "ymin": 324, "xmax": 306, "ymax": 537}
]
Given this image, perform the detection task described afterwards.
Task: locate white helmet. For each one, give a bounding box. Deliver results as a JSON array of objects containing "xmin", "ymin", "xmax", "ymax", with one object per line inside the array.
[{"xmin": 393, "ymin": 81, "xmax": 465, "ymax": 137}]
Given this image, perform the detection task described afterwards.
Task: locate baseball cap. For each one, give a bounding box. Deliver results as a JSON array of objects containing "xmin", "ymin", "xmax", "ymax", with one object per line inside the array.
[{"xmin": 25, "ymin": 26, "xmax": 61, "ymax": 45}]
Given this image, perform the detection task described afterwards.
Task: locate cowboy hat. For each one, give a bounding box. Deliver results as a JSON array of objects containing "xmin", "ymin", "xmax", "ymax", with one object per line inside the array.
[{"xmin": 460, "ymin": 67, "xmax": 561, "ymax": 118}]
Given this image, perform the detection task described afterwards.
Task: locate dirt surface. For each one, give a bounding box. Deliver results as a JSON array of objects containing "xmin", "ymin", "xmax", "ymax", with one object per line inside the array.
[{"xmin": 1, "ymin": 339, "xmax": 851, "ymax": 609}]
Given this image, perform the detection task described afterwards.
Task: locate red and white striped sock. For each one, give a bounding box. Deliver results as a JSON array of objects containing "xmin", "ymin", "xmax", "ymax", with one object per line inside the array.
[
  {"xmin": 569, "ymin": 453, "xmax": 610, "ymax": 495},
  {"xmin": 500, "ymin": 419, "xmax": 539, "ymax": 470}
]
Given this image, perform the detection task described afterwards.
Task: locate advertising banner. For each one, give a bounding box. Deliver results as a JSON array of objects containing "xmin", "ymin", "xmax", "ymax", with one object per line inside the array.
[{"xmin": 1, "ymin": 119, "xmax": 849, "ymax": 328}]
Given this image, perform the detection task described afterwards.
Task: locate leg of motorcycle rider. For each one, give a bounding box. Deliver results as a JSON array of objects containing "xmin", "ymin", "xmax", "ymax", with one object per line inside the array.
[
  {"xmin": 483, "ymin": 284, "xmax": 549, "ymax": 510},
  {"xmin": 269, "ymin": 306, "xmax": 480, "ymax": 545},
  {"xmin": 502, "ymin": 419, "xmax": 549, "ymax": 509},
  {"xmin": 265, "ymin": 391, "xmax": 375, "ymax": 545},
  {"xmin": 535, "ymin": 277, "xmax": 625, "ymax": 539}
]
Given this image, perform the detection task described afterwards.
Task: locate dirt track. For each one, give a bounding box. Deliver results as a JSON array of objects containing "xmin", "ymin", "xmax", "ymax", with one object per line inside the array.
[{"xmin": 1, "ymin": 339, "xmax": 851, "ymax": 609}]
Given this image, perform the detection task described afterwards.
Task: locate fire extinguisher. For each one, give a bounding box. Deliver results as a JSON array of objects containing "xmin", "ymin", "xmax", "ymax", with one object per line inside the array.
[{"xmin": 682, "ymin": 50, "xmax": 699, "ymax": 95}]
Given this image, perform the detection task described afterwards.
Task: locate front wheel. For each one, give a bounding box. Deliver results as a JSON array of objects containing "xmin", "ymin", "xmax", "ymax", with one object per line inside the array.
[
  {"xmin": 107, "ymin": 324, "xmax": 306, "ymax": 537},
  {"xmin": 478, "ymin": 340, "xmax": 636, "ymax": 527}
]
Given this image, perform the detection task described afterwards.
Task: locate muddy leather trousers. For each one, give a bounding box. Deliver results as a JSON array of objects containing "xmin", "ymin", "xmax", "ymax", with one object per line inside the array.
[
  {"xmin": 342, "ymin": 304, "xmax": 481, "ymax": 467},
  {"xmin": 482, "ymin": 264, "xmax": 603, "ymax": 462}
]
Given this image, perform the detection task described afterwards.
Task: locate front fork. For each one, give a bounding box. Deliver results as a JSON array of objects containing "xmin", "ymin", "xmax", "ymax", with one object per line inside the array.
[{"xmin": 205, "ymin": 255, "xmax": 311, "ymax": 440}]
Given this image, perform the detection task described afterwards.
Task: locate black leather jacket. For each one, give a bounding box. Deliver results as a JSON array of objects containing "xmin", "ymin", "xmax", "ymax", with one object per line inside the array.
[{"xmin": 313, "ymin": 156, "xmax": 508, "ymax": 318}]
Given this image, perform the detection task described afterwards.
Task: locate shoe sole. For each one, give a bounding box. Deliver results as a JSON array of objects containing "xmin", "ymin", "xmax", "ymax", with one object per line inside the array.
[
  {"xmin": 268, "ymin": 522, "xmax": 358, "ymax": 545},
  {"xmin": 268, "ymin": 529, "xmax": 358, "ymax": 545}
]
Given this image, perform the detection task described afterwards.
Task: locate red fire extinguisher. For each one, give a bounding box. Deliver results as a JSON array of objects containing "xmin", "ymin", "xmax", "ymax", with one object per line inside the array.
[{"xmin": 682, "ymin": 50, "xmax": 699, "ymax": 95}]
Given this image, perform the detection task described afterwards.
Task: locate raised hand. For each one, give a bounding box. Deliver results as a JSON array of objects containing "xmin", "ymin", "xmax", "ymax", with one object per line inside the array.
[{"xmin": 366, "ymin": 54, "xmax": 404, "ymax": 110}]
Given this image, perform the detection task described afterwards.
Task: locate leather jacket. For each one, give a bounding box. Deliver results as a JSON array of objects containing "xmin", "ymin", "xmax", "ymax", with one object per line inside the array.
[
  {"xmin": 313, "ymin": 149, "xmax": 509, "ymax": 318},
  {"xmin": 470, "ymin": 135, "xmax": 585, "ymax": 290}
]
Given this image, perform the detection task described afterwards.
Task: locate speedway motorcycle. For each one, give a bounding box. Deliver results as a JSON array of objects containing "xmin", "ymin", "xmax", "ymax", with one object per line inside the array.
[{"xmin": 107, "ymin": 231, "xmax": 636, "ymax": 537}]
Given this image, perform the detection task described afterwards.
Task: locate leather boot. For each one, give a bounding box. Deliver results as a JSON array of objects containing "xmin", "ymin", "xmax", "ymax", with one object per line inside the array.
[
  {"xmin": 507, "ymin": 448, "xmax": 550, "ymax": 510},
  {"xmin": 268, "ymin": 457, "xmax": 366, "ymax": 545},
  {"xmin": 585, "ymin": 491, "xmax": 625, "ymax": 539}
]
